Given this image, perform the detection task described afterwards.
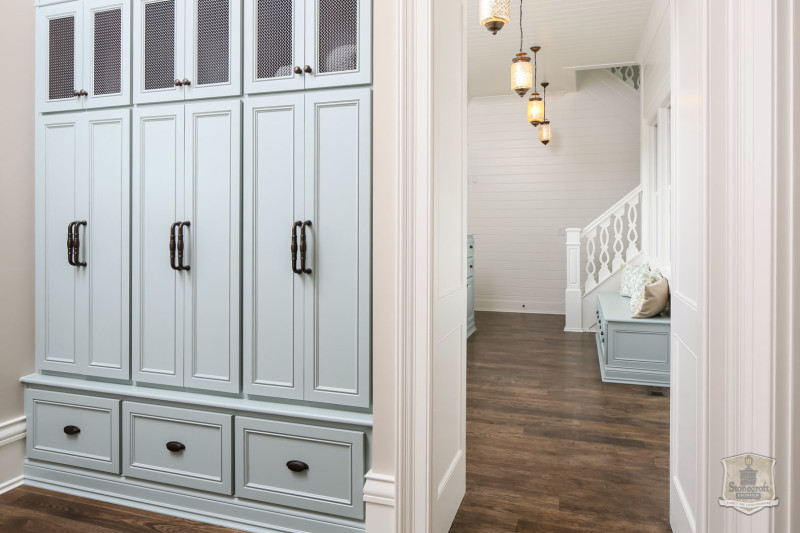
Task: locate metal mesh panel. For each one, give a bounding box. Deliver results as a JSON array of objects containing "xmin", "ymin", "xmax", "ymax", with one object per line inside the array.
[
  {"xmin": 318, "ymin": 0, "xmax": 358, "ymax": 74},
  {"xmin": 93, "ymin": 9, "xmax": 122, "ymax": 96},
  {"xmin": 196, "ymin": 0, "xmax": 230, "ymax": 85},
  {"xmin": 48, "ymin": 16, "xmax": 75, "ymax": 100},
  {"xmin": 143, "ymin": 0, "xmax": 175, "ymax": 91},
  {"xmin": 256, "ymin": 0, "xmax": 292, "ymax": 80}
]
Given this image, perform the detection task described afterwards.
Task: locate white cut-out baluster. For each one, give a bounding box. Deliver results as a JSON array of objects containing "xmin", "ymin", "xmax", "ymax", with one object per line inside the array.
[
  {"xmin": 597, "ymin": 219, "xmax": 611, "ymax": 283},
  {"xmin": 626, "ymin": 193, "xmax": 641, "ymax": 261},
  {"xmin": 611, "ymin": 205, "xmax": 626, "ymax": 272},
  {"xmin": 584, "ymin": 228, "xmax": 597, "ymax": 294}
]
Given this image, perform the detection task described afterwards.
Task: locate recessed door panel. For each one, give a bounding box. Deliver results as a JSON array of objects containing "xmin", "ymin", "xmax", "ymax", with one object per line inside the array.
[
  {"xmin": 37, "ymin": 4, "xmax": 83, "ymax": 112},
  {"xmin": 185, "ymin": 0, "xmax": 241, "ymax": 100},
  {"xmin": 37, "ymin": 116, "xmax": 81, "ymax": 371},
  {"xmin": 82, "ymin": 110, "xmax": 130, "ymax": 379},
  {"xmin": 304, "ymin": 89, "xmax": 371, "ymax": 407},
  {"xmin": 243, "ymin": 95, "xmax": 304, "ymax": 399},
  {"xmin": 132, "ymin": 105, "xmax": 185, "ymax": 386},
  {"xmin": 83, "ymin": 0, "xmax": 131, "ymax": 109},
  {"xmin": 134, "ymin": 0, "xmax": 185, "ymax": 104},
  {"xmin": 184, "ymin": 100, "xmax": 241, "ymax": 393},
  {"xmin": 244, "ymin": 0, "xmax": 304, "ymax": 94}
]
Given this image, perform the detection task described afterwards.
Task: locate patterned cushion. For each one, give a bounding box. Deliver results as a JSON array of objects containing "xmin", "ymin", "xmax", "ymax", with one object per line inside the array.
[{"xmin": 619, "ymin": 264, "xmax": 651, "ymax": 298}]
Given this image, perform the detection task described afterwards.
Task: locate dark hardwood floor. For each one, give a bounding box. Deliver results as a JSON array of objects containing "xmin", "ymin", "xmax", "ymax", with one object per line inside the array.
[
  {"xmin": 449, "ymin": 312, "xmax": 671, "ymax": 533},
  {"xmin": 0, "ymin": 311, "xmax": 669, "ymax": 532}
]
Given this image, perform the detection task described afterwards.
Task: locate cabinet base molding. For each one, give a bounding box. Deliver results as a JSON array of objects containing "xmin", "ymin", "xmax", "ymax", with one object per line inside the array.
[{"xmin": 24, "ymin": 461, "xmax": 366, "ymax": 533}]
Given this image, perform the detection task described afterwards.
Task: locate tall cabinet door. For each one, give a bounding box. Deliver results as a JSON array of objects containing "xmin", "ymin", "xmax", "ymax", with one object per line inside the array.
[
  {"xmin": 133, "ymin": 0, "xmax": 186, "ymax": 104},
  {"xmin": 184, "ymin": 100, "xmax": 241, "ymax": 394},
  {"xmin": 36, "ymin": 114, "xmax": 82, "ymax": 373},
  {"xmin": 243, "ymin": 0, "xmax": 304, "ymax": 94},
  {"xmin": 184, "ymin": 0, "xmax": 242, "ymax": 100},
  {"xmin": 303, "ymin": 88, "xmax": 371, "ymax": 407},
  {"xmin": 77, "ymin": 110, "xmax": 131, "ymax": 379},
  {"xmin": 36, "ymin": 3, "xmax": 84, "ymax": 113},
  {"xmin": 303, "ymin": 0, "xmax": 371, "ymax": 90},
  {"xmin": 82, "ymin": 0, "xmax": 131, "ymax": 109},
  {"xmin": 132, "ymin": 104, "xmax": 186, "ymax": 387},
  {"xmin": 243, "ymin": 94, "xmax": 305, "ymax": 399}
]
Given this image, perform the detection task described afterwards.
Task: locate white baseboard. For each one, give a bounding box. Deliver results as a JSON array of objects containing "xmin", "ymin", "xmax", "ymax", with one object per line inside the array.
[
  {"xmin": 0, "ymin": 475, "xmax": 24, "ymax": 495},
  {"xmin": 364, "ymin": 471, "xmax": 396, "ymax": 533},
  {"xmin": 475, "ymin": 300, "xmax": 564, "ymax": 315},
  {"xmin": 0, "ymin": 416, "xmax": 26, "ymax": 448}
]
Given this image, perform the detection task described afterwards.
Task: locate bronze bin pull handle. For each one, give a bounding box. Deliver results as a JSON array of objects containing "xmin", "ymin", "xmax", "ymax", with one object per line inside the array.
[
  {"xmin": 291, "ymin": 221, "xmax": 303, "ymax": 274},
  {"xmin": 177, "ymin": 222, "xmax": 190, "ymax": 271},
  {"xmin": 166, "ymin": 441, "xmax": 186, "ymax": 452},
  {"xmin": 73, "ymin": 221, "xmax": 87, "ymax": 267},
  {"xmin": 170, "ymin": 222, "xmax": 180, "ymax": 271},
  {"xmin": 300, "ymin": 221, "xmax": 312, "ymax": 274},
  {"xmin": 67, "ymin": 222, "xmax": 76, "ymax": 266}
]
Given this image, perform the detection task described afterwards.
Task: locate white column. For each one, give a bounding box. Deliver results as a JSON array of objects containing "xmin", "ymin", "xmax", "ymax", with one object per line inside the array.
[{"xmin": 564, "ymin": 228, "xmax": 583, "ymax": 332}]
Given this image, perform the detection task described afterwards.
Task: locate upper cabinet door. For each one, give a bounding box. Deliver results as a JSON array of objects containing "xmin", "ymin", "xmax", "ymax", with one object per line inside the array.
[
  {"xmin": 243, "ymin": 94, "xmax": 305, "ymax": 400},
  {"xmin": 132, "ymin": 104, "xmax": 186, "ymax": 387},
  {"xmin": 303, "ymin": 0, "xmax": 371, "ymax": 90},
  {"xmin": 303, "ymin": 88, "xmax": 371, "ymax": 408},
  {"xmin": 243, "ymin": 0, "xmax": 304, "ymax": 94},
  {"xmin": 133, "ymin": 0, "xmax": 186, "ymax": 104},
  {"xmin": 184, "ymin": 0, "xmax": 242, "ymax": 100},
  {"xmin": 82, "ymin": 0, "xmax": 131, "ymax": 109},
  {"xmin": 37, "ymin": 3, "xmax": 84, "ymax": 113},
  {"xmin": 184, "ymin": 100, "xmax": 241, "ymax": 394}
]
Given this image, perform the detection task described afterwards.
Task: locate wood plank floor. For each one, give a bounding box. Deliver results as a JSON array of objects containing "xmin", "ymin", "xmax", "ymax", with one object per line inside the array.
[
  {"xmin": 0, "ymin": 311, "xmax": 669, "ymax": 532},
  {"xmin": 449, "ymin": 312, "xmax": 671, "ymax": 533}
]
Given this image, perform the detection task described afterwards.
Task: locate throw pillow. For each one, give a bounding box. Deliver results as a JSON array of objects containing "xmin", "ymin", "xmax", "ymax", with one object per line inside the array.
[
  {"xmin": 631, "ymin": 277, "xmax": 670, "ymax": 318},
  {"xmin": 619, "ymin": 264, "xmax": 651, "ymax": 298}
]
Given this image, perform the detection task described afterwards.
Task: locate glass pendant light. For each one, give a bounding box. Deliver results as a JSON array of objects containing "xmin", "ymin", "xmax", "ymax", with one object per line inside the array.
[
  {"xmin": 527, "ymin": 46, "xmax": 545, "ymax": 126},
  {"xmin": 479, "ymin": 0, "xmax": 511, "ymax": 35},
  {"xmin": 539, "ymin": 82, "xmax": 552, "ymax": 145},
  {"xmin": 510, "ymin": 0, "xmax": 532, "ymax": 97}
]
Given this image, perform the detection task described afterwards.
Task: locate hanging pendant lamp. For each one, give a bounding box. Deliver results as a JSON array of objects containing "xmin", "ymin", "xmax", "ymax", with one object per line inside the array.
[
  {"xmin": 539, "ymin": 81, "xmax": 552, "ymax": 145},
  {"xmin": 527, "ymin": 46, "xmax": 545, "ymax": 126},
  {"xmin": 479, "ymin": 0, "xmax": 511, "ymax": 35},
  {"xmin": 510, "ymin": 0, "xmax": 532, "ymax": 97}
]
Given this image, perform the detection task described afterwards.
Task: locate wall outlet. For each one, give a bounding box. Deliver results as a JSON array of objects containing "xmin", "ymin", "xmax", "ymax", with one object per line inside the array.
[
  {"xmin": 558, "ymin": 228, "xmax": 566, "ymax": 236},
  {"xmin": 471, "ymin": 176, "xmax": 478, "ymax": 184},
  {"xmin": 521, "ymin": 304, "xmax": 526, "ymax": 309}
]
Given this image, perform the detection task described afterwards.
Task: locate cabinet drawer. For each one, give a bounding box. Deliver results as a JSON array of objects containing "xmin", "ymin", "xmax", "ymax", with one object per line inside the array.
[
  {"xmin": 123, "ymin": 403, "xmax": 232, "ymax": 494},
  {"xmin": 607, "ymin": 325, "xmax": 670, "ymax": 371},
  {"xmin": 236, "ymin": 417, "xmax": 365, "ymax": 519},
  {"xmin": 26, "ymin": 389, "xmax": 120, "ymax": 474}
]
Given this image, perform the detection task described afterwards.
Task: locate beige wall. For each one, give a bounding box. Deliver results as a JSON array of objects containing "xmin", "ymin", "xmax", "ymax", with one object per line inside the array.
[{"xmin": 0, "ymin": 1, "xmax": 35, "ymax": 425}]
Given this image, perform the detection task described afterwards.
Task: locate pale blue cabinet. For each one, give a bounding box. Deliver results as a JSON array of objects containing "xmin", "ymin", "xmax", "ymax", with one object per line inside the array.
[
  {"xmin": 244, "ymin": 0, "xmax": 371, "ymax": 94},
  {"xmin": 36, "ymin": 109, "xmax": 131, "ymax": 380},
  {"xmin": 467, "ymin": 235, "xmax": 476, "ymax": 337},
  {"xmin": 244, "ymin": 88, "xmax": 371, "ymax": 408},
  {"xmin": 132, "ymin": 100, "xmax": 241, "ymax": 393}
]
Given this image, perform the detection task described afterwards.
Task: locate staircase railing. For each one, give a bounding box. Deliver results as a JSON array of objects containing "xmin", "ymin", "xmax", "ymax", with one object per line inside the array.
[{"xmin": 564, "ymin": 185, "xmax": 643, "ymax": 331}]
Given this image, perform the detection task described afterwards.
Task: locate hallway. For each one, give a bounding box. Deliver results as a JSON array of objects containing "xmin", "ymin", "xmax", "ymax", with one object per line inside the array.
[{"xmin": 450, "ymin": 312, "xmax": 671, "ymax": 533}]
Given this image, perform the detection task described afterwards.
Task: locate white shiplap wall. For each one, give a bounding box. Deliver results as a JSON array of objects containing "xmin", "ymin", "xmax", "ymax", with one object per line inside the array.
[{"xmin": 468, "ymin": 70, "xmax": 641, "ymax": 314}]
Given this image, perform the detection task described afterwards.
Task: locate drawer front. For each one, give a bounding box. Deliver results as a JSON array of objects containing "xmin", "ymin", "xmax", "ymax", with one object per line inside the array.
[
  {"xmin": 236, "ymin": 417, "xmax": 365, "ymax": 519},
  {"xmin": 607, "ymin": 326, "xmax": 670, "ymax": 371},
  {"xmin": 26, "ymin": 389, "xmax": 120, "ymax": 474},
  {"xmin": 123, "ymin": 403, "xmax": 232, "ymax": 494}
]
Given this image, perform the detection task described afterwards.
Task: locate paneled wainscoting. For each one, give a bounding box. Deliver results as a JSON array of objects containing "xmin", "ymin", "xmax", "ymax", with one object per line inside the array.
[{"xmin": 450, "ymin": 312, "xmax": 670, "ymax": 533}]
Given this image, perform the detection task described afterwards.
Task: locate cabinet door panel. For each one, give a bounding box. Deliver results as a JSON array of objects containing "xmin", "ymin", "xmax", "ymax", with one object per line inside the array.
[
  {"xmin": 184, "ymin": 101, "xmax": 241, "ymax": 393},
  {"xmin": 304, "ymin": 0, "xmax": 370, "ymax": 90},
  {"xmin": 133, "ymin": 0, "xmax": 185, "ymax": 104},
  {"xmin": 36, "ymin": 3, "xmax": 83, "ymax": 112},
  {"xmin": 243, "ymin": 0, "xmax": 304, "ymax": 94},
  {"xmin": 83, "ymin": 0, "xmax": 131, "ymax": 109},
  {"xmin": 304, "ymin": 89, "xmax": 371, "ymax": 407},
  {"xmin": 132, "ymin": 105, "xmax": 185, "ymax": 386},
  {"xmin": 185, "ymin": 0, "xmax": 241, "ymax": 100},
  {"xmin": 37, "ymin": 115, "xmax": 81, "ymax": 372},
  {"xmin": 243, "ymin": 95, "xmax": 304, "ymax": 399},
  {"xmin": 81, "ymin": 110, "xmax": 131, "ymax": 379}
]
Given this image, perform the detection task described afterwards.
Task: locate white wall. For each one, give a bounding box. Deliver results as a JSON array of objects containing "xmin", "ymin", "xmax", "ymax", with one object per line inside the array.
[
  {"xmin": 0, "ymin": 0, "xmax": 35, "ymax": 494},
  {"xmin": 467, "ymin": 70, "xmax": 641, "ymax": 314}
]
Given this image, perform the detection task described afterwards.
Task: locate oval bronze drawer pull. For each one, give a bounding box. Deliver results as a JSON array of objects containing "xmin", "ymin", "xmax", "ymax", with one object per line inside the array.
[
  {"xmin": 166, "ymin": 441, "xmax": 186, "ymax": 452},
  {"xmin": 286, "ymin": 460, "xmax": 309, "ymax": 472},
  {"xmin": 63, "ymin": 425, "xmax": 81, "ymax": 435}
]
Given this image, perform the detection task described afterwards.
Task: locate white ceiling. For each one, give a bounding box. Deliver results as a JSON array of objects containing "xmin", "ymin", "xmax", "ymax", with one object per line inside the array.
[{"xmin": 467, "ymin": 0, "xmax": 656, "ymax": 97}]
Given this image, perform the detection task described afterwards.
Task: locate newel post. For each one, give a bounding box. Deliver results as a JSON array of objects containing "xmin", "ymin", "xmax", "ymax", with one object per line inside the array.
[{"xmin": 564, "ymin": 228, "xmax": 583, "ymax": 332}]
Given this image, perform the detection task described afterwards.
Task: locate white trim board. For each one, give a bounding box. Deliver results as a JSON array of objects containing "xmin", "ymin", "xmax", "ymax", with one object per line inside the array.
[
  {"xmin": 0, "ymin": 475, "xmax": 24, "ymax": 496},
  {"xmin": 0, "ymin": 416, "xmax": 26, "ymax": 448}
]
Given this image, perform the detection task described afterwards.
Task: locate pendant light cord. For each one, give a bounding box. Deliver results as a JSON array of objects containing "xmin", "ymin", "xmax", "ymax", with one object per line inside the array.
[{"xmin": 519, "ymin": 0, "xmax": 523, "ymax": 52}]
